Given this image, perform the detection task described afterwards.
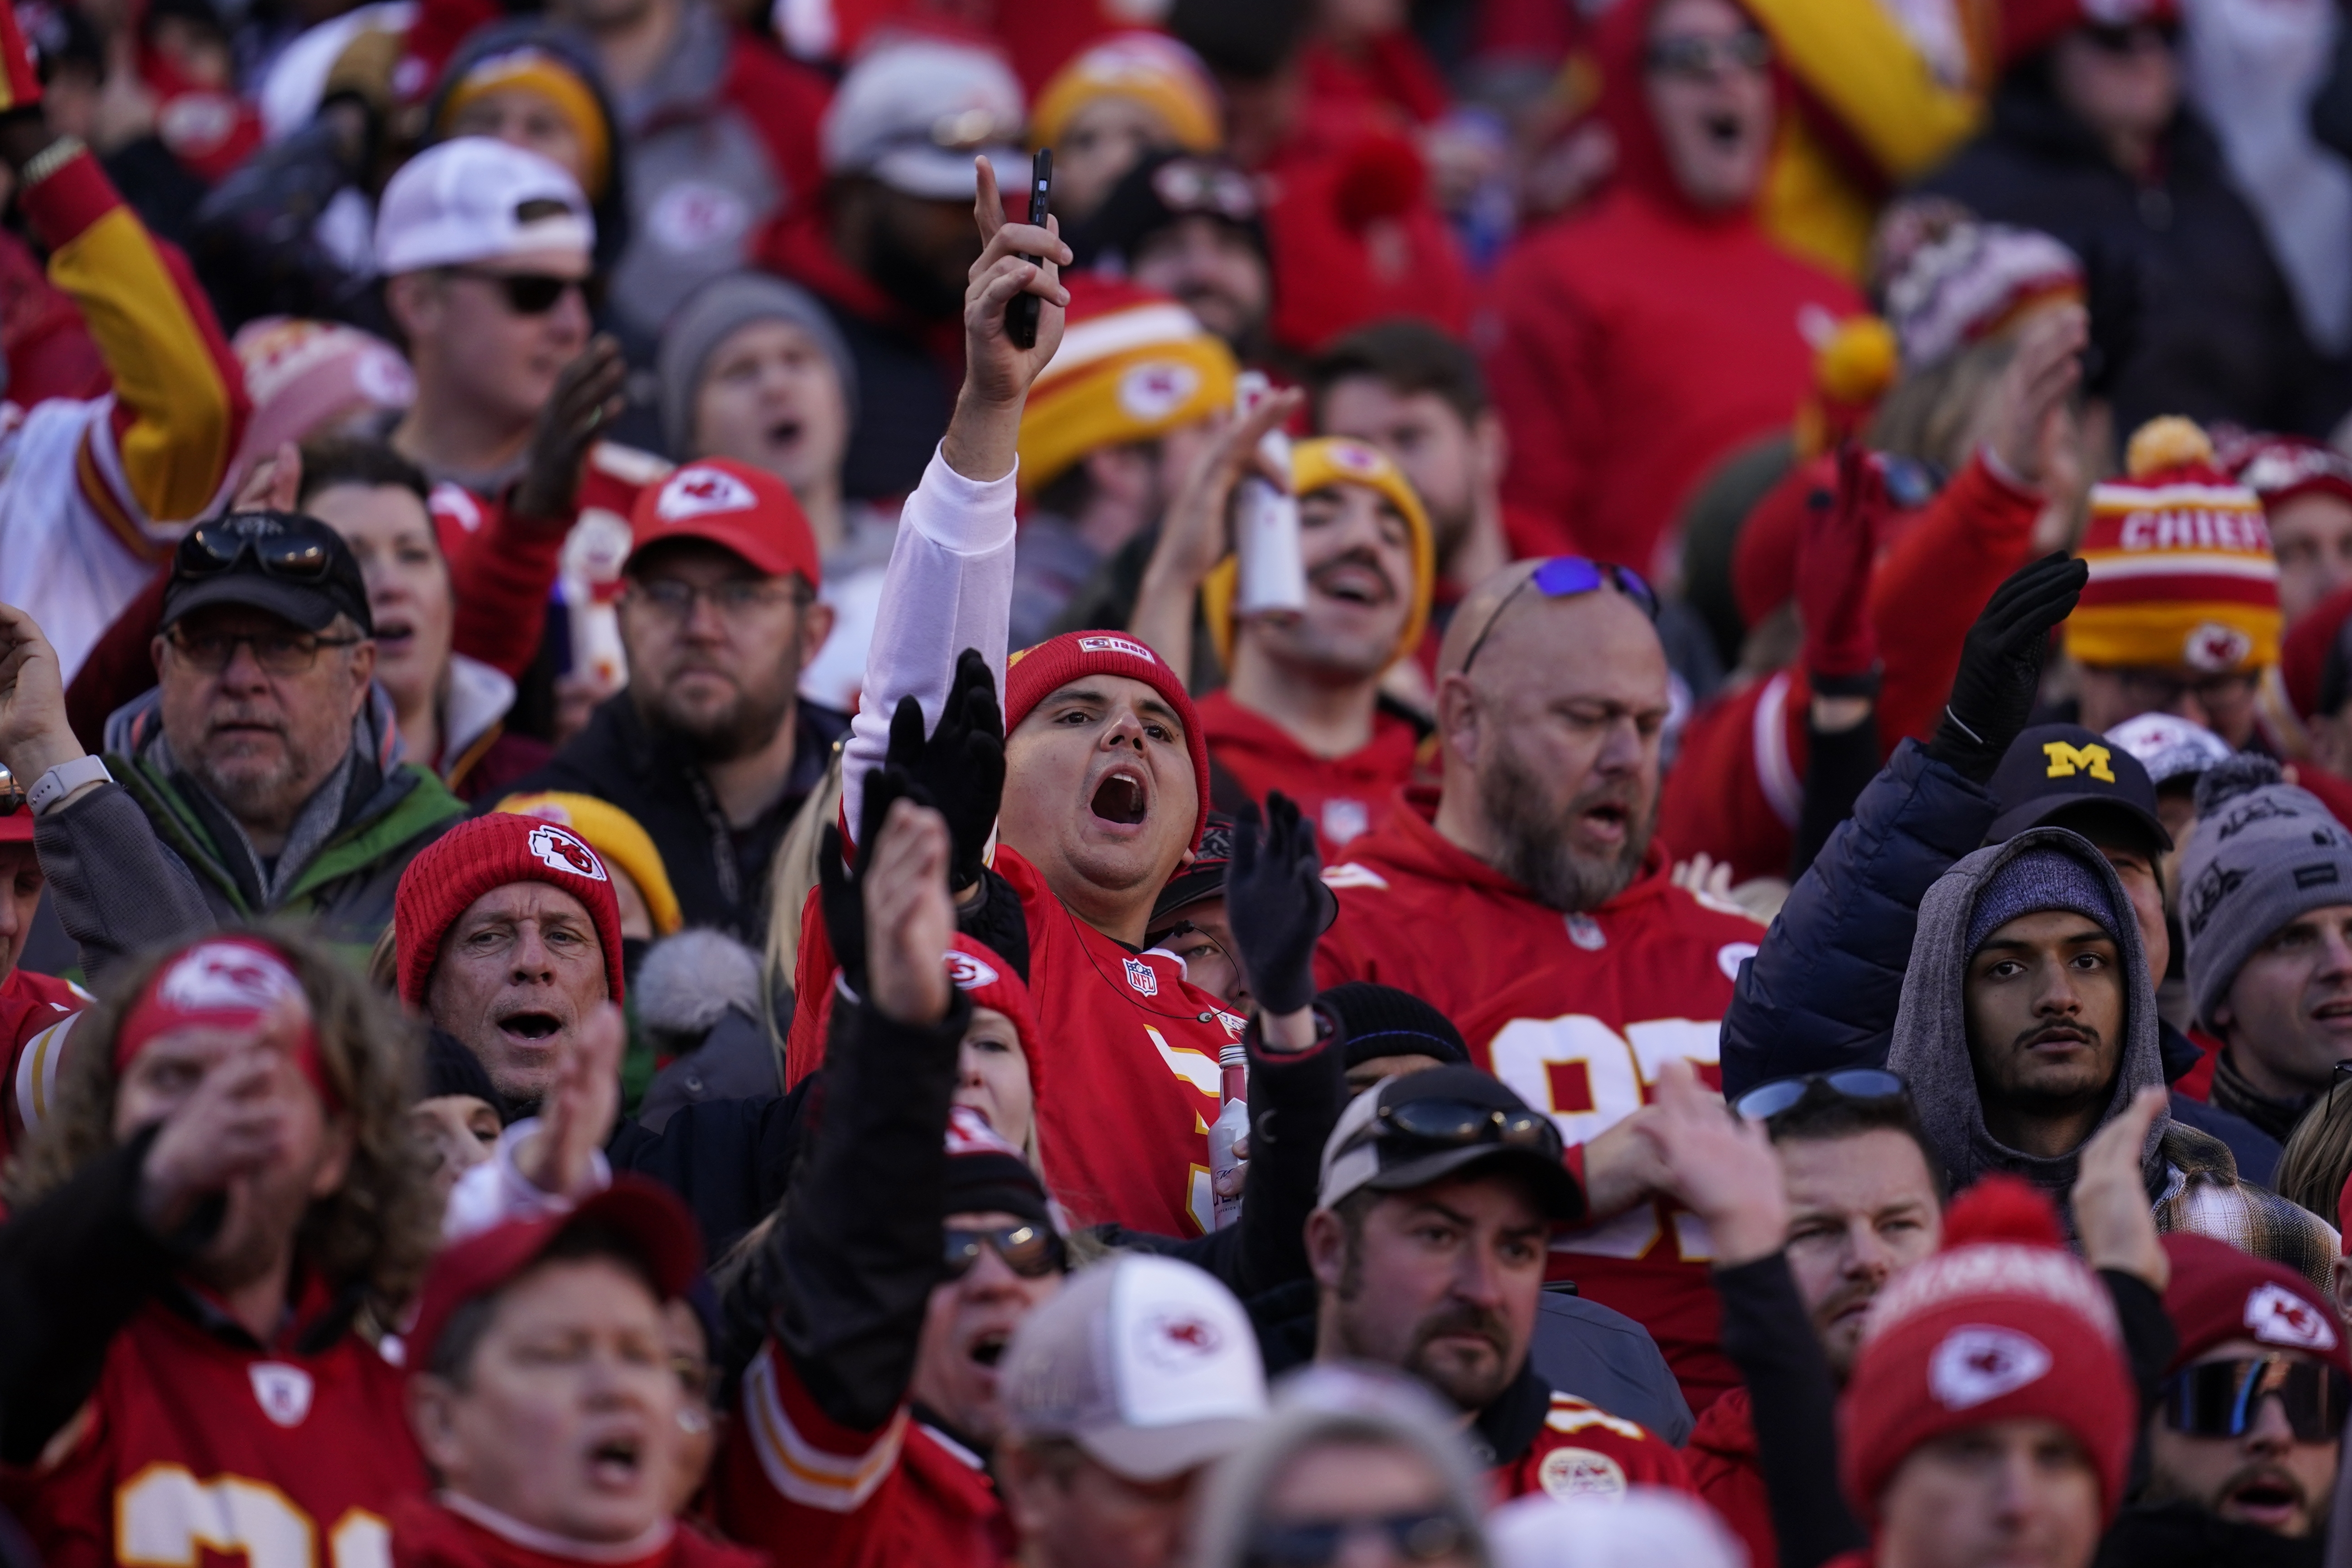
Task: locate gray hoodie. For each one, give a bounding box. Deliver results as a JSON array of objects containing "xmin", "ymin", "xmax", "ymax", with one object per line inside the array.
[{"xmin": 1887, "ymin": 826, "xmax": 2172, "ymax": 1204}]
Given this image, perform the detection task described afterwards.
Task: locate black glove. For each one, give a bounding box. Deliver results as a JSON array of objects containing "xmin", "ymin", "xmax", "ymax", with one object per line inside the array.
[
  {"xmin": 882, "ymin": 648, "xmax": 1004, "ymax": 893},
  {"xmin": 1226, "ymin": 793, "xmax": 1324, "ymax": 1017},
  {"xmin": 1927, "ymin": 552, "xmax": 2088, "ymax": 784},
  {"xmin": 818, "ymin": 762, "xmax": 928, "ymax": 998}
]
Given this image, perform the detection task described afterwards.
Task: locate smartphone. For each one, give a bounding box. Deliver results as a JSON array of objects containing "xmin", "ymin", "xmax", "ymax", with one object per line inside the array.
[{"xmin": 1005, "ymin": 147, "xmax": 1053, "ymax": 350}]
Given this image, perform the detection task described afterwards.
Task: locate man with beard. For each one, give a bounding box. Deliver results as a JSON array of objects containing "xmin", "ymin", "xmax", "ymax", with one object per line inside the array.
[
  {"xmin": 1073, "ymin": 150, "xmax": 1273, "ymax": 365},
  {"xmin": 0, "ymin": 513, "xmax": 467, "ymax": 979},
  {"xmin": 512, "ymin": 457, "xmax": 841, "ymax": 941},
  {"xmin": 1313, "ymin": 557, "xmax": 1768, "ymax": 1412},
  {"xmin": 1298, "ymin": 1065, "xmax": 1698, "ymax": 1499},
  {"xmin": 763, "ymin": 37, "xmax": 1025, "ymax": 501},
  {"xmin": 1130, "ymin": 435, "xmax": 1434, "ymax": 849}
]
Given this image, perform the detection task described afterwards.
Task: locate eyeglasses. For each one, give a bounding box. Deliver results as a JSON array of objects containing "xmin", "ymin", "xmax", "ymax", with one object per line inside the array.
[
  {"xmin": 1733, "ymin": 1067, "xmax": 1910, "ymax": 1123},
  {"xmin": 444, "ymin": 266, "xmax": 599, "ymax": 315},
  {"xmin": 2105, "ymin": 667, "xmax": 2258, "ymax": 714},
  {"xmin": 2080, "ymin": 20, "xmax": 2178, "ymax": 53},
  {"xmin": 2162, "ymin": 1356, "xmax": 2352, "ymax": 1443},
  {"xmin": 165, "ymin": 626, "xmax": 364, "ymax": 676},
  {"xmin": 1244, "ymin": 1510, "xmax": 1473, "ymax": 1568},
  {"xmin": 1458, "ymin": 556, "xmax": 1658, "ymax": 675},
  {"xmin": 179, "ymin": 516, "xmax": 338, "ymax": 584},
  {"xmin": 626, "ymin": 578, "xmax": 802, "ymax": 624},
  {"xmin": 1150, "ymin": 158, "xmax": 1259, "ymax": 222},
  {"xmin": 1645, "ymin": 29, "xmax": 1772, "ymax": 76},
  {"xmin": 1365, "ymin": 1096, "xmax": 1565, "ymax": 1163},
  {"xmin": 942, "ymin": 1224, "xmax": 1066, "ymax": 1281}
]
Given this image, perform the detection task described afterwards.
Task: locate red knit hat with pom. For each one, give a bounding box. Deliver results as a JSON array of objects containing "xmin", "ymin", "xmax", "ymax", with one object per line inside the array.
[
  {"xmin": 1839, "ymin": 1176, "xmax": 2136, "ymax": 1525},
  {"xmin": 1003, "ymin": 630, "xmax": 1211, "ymax": 848},
  {"xmin": 395, "ymin": 813, "xmax": 627, "ymax": 1008}
]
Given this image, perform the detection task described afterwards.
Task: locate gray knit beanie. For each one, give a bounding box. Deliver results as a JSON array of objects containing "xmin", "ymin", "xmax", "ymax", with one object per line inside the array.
[
  {"xmin": 1964, "ymin": 844, "xmax": 2126, "ymax": 955},
  {"xmin": 2183, "ymin": 754, "xmax": 2352, "ymax": 1029},
  {"xmin": 656, "ymin": 272, "xmax": 858, "ymax": 459}
]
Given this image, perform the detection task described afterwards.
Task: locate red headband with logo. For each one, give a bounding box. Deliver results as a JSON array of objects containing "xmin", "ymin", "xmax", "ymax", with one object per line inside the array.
[{"xmin": 114, "ymin": 936, "xmax": 339, "ymax": 1112}]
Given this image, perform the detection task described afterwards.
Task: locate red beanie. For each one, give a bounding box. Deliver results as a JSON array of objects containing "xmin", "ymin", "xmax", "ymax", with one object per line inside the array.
[
  {"xmin": 1003, "ymin": 631, "xmax": 1211, "ymax": 848},
  {"xmin": 947, "ymin": 934, "xmax": 1043, "ymax": 1108},
  {"xmin": 395, "ymin": 814, "xmax": 627, "ymax": 1008},
  {"xmin": 1839, "ymin": 1177, "xmax": 2136, "ymax": 1525},
  {"xmin": 2161, "ymin": 1232, "xmax": 2352, "ymax": 1375}
]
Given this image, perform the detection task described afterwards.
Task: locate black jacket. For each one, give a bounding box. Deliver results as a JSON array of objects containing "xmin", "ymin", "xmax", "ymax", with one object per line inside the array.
[
  {"xmin": 1914, "ymin": 70, "xmax": 2344, "ymax": 440},
  {"xmin": 2097, "ymin": 1501, "xmax": 2323, "ymax": 1568},
  {"xmin": 510, "ymin": 693, "xmax": 848, "ymax": 943}
]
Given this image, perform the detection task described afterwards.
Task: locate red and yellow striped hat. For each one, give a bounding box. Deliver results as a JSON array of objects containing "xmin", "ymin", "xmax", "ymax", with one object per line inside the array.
[
  {"xmin": 2067, "ymin": 417, "xmax": 2279, "ymax": 675},
  {"xmin": 1016, "ymin": 277, "xmax": 1237, "ymax": 496}
]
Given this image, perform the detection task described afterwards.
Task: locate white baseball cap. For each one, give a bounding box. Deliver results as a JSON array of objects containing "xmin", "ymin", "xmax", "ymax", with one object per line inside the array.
[
  {"xmin": 999, "ymin": 1253, "xmax": 1266, "ymax": 1481},
  {"xmin": 376, "ymin": 137, "xmax": 595, "ymax": 276},
  {"xmin": 821, "ymin": 36, "xmax": 1024, "ymax": 201}
]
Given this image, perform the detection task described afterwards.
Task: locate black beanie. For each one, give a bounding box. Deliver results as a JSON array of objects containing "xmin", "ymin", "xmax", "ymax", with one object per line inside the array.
[
  {"xmin": 1319, "ymin": 982, "xmax": 1471, "ymax": 1072},
  {"xmin": 422, "ymin": 1028, "xmax": 512, "ymax": 1119},
  {"xmin": 943, "ymin": 1106, "xmax": 1058, "ymax": 1232}
]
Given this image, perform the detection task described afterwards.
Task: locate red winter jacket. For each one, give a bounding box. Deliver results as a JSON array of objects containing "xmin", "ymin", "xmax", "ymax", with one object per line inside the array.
[{"xmin": 1685, "ymin": 1386, "xmax": 1776, "ymax": 1568}]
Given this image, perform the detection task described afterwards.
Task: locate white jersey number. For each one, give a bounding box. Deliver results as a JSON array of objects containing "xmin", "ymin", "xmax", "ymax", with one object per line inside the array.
[{"xmin": 117, "ymin": 1464, "xmax": 389, "ymax": 1568}]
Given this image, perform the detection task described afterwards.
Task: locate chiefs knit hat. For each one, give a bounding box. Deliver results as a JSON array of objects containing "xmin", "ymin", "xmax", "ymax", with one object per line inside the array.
[
  {"xmin": 628, "ymin": 458, "xmax": 822, "ymax": 587},
  {"xmin": 1881, "ymin": 222, "xmax": 2083, "ymax": 374},
  {"xmin": 1031, "ymin": 33, "xmax": 1221, "ymax": 159},
  {"xmin": 2224, "ymin": 431, "xmax": 2352, "ymax": 517},
  {"xmin": 1004, "ymin": 630, "xmax": 1211, "ymax": 847},
  {"xmin": 1199, "ymin": 437, "xmax": 1435, "ymax": 673},
  {"xmin": 2066, "ymin": 417, "xmax": 2280, "ymax": 677},
  {"xmin": 496, "ymin": 791, "xmax": 682, "ymax": 936},
  {"xmin": 948, "ymin": 935, "xmax": 1043, "ymax": 1110},
  {"xmin": 1840, "ymin": 1176, "xmax": 2135, "ymax": 1525},
  {"xmin": 1017, "ymin": 278, "xmax": 1238, "ymax": 496},
  {"xmin": 2181, "ymin": 754, "xmax": 2352, "ymax": 1030},
  {"xmin": 395, "ymin": 813, "xmax": 627, "ymax": 1008},
  {"xmin": 2161, "ymin": 1233, "xmax": 2352, "ymax": 1376},
  {"xmin": 116, "ymin": 936, "xmax": 339, "ymax": 1113}
]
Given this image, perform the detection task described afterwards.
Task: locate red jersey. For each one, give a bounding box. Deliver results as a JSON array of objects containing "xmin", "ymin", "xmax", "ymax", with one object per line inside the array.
[
  {"xmin": 3, "ymin": 1295, "xmax": 426, "ymax": 1568},
  {"xmin": 1196, "ymin": 690, "xmax": 1424, "ymax": 851},
  {"xmin": 3, "ymin": 965, "xmax": 87, "ymax": 1164},
  {"xmin": 391, "ymin": 1494, "xmax": 767, "ymax": 1568},
  {"xmin": 1314, "ymin": 796, "xmax": 1765, "ymax": 1411},
  {"xmin": 1684, "ymin": 1386, "xmax": 1773, "ymax": 1568},
  {"xmin": 721, "ymin": 1343, "xmax": 1009, "ymax": 1568},
  {"xmin": 1493, "ymin": 1392, "xmax": 1699, "ymax": 1503}
]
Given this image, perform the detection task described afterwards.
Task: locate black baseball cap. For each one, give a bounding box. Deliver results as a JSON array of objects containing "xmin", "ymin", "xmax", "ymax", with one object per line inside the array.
[
  {"xmin": 162, "ymin": 511, "xmax": 374, "ymax": 637},
  {"xmin": 1072, "ymin": 151, "xmax": 1269, "ymax": 273},
  {"xmin": 1985, "ymin": 722, "xmax": 2170, "ymax": 854},
  {"xmin": 1317, "ymin": 1065, "xmax": 1583, "ymax": 1222},
  {"xmin": 1149, "ymin": 812, "xmax": 1340, "ymax": 936}
]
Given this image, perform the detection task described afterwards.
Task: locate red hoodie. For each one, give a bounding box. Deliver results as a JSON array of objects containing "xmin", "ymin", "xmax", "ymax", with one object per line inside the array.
[
  {"xmin": 1480, "ymin": 0, "xmax": 1859, "ymax": 572},
  {"xmin": 1685, "ymin": 1386, "xmax": 1777, "ymax": 1568}
]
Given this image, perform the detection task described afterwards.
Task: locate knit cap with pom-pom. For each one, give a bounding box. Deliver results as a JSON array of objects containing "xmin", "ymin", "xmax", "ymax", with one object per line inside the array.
[
  {"xmin": 2067, "ymin": 415, "xmax": 2278, "ymax": 676},
  {"xmin": 1837, "ymin": 1176, "xmax": 2134, "ymax": 1526},
  {"xmin": 2181, "ymin": 751, "xmax": 2352, "ymax": 1028}
]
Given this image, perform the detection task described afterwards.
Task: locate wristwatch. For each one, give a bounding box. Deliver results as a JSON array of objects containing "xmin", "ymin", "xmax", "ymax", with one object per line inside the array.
[{"xmin": 29, "ymin": 755, "xmax": 110, "ymax": 816}]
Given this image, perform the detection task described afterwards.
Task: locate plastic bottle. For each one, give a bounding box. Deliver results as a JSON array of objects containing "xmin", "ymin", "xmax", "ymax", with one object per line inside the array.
[
  {"xmin": 1209, "ymin": 1042, "xmax": 1249, "ymax": 1230},
  {"xmin": 1232, "ymin": 370, "xmax": 1306, "ymax": 616}
]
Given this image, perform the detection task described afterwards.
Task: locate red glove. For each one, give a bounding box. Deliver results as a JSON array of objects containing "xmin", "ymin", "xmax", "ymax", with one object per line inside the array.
[
  {"xmin": 1797, "ymin": 442, "xmax": 1883, "ymax": 681},
  {"xmin": 0, "ymin": 0, "xmax": 41, "ymax": 116}
]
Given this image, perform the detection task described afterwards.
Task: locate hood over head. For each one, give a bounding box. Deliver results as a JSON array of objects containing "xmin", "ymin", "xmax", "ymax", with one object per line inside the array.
[
  {"xmin": 1583, "ymin": 0, "xmax": 1787, "ymax": 222},
  {"xmin": 1887, "ymin": 825, "xmax": 2170, "ymax": 1208}
]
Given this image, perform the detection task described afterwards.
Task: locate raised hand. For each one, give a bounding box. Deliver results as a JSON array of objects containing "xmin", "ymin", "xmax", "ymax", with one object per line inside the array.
[
  {"xmin": 1631, "ymin": 1059, "xmax": 1789, "ymax": 1267},
  {"xmin": 1927, "ymin": 551, "xmax": 2088, "ymax": 783},
  {"xmin": 1226, "ymin": 793, "xmax": 1324, "ymax": 1018},
  {"xmin": 512, "ymin": 334, "xmax": 627, "ymax": 522},
  {"xmin": 1980, "ymin": 304, "xmax": 2088, "ymax": 489},
  {"xmin": 1797, "ymin": 444, "xmax": 1879, "ymax": 684},
  {"xmin": 882, "ymin": 649, "xmax": 1004, "ymax": 894},
  {"xmin": 0, "ymin": 603, "xmax": 86, "ymax": 787},
  {"xmin": 819, "ymin": 759, "xmax": 931, "ymax": 998},
  {"xmin": 232, "ymin": 442, "xmax": 304, "ymax": 514},
  {"xmin": 516, "ymin": 1002, "xmax": 623, "ymax": 1199},
  {"xmin": 2070, "ymin": 1085, "xmax": 2168, "ymax": 1290},
  {"xmin": 135, "ymin": 999, "xmax": 314, "ymax": 1236},
  {"xmin": 860, "ymin": 798, "xmax": 956, "ymax": 1028},
  {"xmin": 942, "ymin": 156, "xmax": 1072, "ymax": 482}
]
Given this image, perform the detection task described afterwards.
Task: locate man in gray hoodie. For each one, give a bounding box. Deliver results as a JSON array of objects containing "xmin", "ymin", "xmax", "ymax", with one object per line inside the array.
[{"xmin": 1889, "ymin": 826, "xmax": 2337, "ymax": 1283}]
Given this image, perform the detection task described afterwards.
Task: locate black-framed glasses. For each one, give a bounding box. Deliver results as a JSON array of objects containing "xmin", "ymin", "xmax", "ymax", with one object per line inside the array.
[
  {"xmin": 1459, "ymin": 557, "xmax": 1658, "ymax": 675},
  {"xmin": 1645, "ymin": 29, "xmax": 1772, "ymax": 76},
  {"xmin": 1245, "ymin": 1510, "xmax": 1473, "ymax": 1568},
  {"xmin": 164, "ymin": 626, "xmax": 363, "ymax": 676},
  {"xmin": 179, "ymin": 516, "xmax": 337, "ymax": 584},
  {"xmin": 444, "ymin": 266, "xmax": 599, "ymax": 316},
  {"xmin": 942, "ymin": 1224, "xmax": 1066, "ymax": 1281},
  {"xmin": 1368, "ymin": 1097, "xmax": 1565, "ymax": 1163},
  {"xmin": 2162, "ymin": 1356, "xmax": 2352, "ymax": 1443},
  {"xmin": 626, "ymin": 578, "xmax": 803, "ymax": 623},
  {"xmin": 1733, "ymin": 1067, "xmax": 1910, "ymax": 1123}
]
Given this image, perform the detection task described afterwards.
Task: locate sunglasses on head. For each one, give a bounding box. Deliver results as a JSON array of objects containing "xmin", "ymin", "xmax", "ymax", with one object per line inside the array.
[
  {"xmin": 1366, "ymin": 1096, "xmax": 1564, "ymax": 1163},
  {"xmin": 178, "ymin": 516, "xmax": 336, "ymax": 584},
  {"xmin": 1733, "ymin": 1067, "xmax": 1910, "ymax": 1123},
  {"xmin": 1459, "ymin": 557, "xmax": 1658, "ymax": 674},
  {"xmin": 1244, "ymin": 1510, "xmax": 1472, "ymax": 1568},
  {"xmin": 2162, "ymin": 1356, "xmax": 2352, "ymax": 1443},
  {"xmin": 446, "ymin": 265, "xmax": 599, "ymax": 315},
  {"xmin": 942, "ymin": 1223, "xmax": 1066, "ymax": 1281}
]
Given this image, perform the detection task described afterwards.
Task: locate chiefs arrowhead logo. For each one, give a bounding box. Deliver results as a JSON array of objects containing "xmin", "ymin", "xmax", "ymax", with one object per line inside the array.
[
  {"xmin": 1537, "ymin": 1447, "xmax": 1627, "ymax": 1500},
  {"xmin": 159, "ymin": 942, "xmax": 302, "ymax": 1013},
  {"xmin": 527, "ymin": 824, "xmax": 609, "ymax": 882},
  {"xmin": 249, "ymin": 1362, "xmax": 314, "ymax": 1428},
  {"xmin": 1116, "ymin": 360, "xmax": 1201, "ymax": 422},
  {"xmin": 655, "ymin": 466, "xmax": 758, "ymax": 522},
  {"xmin": 1929, "ymin": 1326, "xmax": 2052, "ymax": 1410},
  {"xmin": 2245, "ymin": 1282, "xmax": 2338, "ymax": 1352},
  {"xmin": 945, "ymin": 950, "xmax": 1000, "ymax": 990},
  {"xmin": 2183, "ymin": 621, "xmax": 2254, "ymax": 674},
  {"xmin": 1135, "ymin": 1311, "xmax": 1222, "ymax": 1369}
]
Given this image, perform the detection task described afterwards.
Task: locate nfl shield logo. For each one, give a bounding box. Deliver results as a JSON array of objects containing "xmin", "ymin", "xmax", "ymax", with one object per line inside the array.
[
  {"xmin": 249, "ymin": 1362, "xmax": 314, "ymax": 1428},
  {"xmin": 1123, "ymin": 957, "xmax": 1159, "ymax": 996}
]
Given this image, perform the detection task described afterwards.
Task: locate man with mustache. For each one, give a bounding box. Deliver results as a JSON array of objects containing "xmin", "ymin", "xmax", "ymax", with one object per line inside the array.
[
  {"xmin": 512, "ymin": 457, "xmax": 840, "ymax": 942},
  {"xmin": 1297, "ymin": 1065, "xmax": 1697, "ymax": 1500},
  {"xmin": 1130, "ymin": 435, "xmax": 1435, "ymax": 851},
  {"xmin": 1310, "ymin": 557, "xmax": 1768, "ymax": 1413},
  {"xmin": 0, "ymin": 512, "xmax": 467, "ymax": 980}
]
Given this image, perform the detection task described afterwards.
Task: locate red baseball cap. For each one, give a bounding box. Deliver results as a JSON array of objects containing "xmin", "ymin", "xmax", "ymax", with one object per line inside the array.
[
  {"xmin": 627, "ymin": 457, "xmax": 822, "ymax": 587},
  {"xmin": 406, "ymin": 1177, "xmax": 702, "ymax": 1375}
]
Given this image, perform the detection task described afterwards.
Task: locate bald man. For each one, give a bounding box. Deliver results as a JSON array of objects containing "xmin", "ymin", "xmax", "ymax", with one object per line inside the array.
[{"xmin": 1314, "ymin": 560, "xmax": 1767, "ymax": 1414}]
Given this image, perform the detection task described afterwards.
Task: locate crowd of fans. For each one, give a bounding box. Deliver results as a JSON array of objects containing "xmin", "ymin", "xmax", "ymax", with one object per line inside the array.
[{"xmin": 2, "ymin": 0, "xmax": 2352, "ymax": 1564}]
